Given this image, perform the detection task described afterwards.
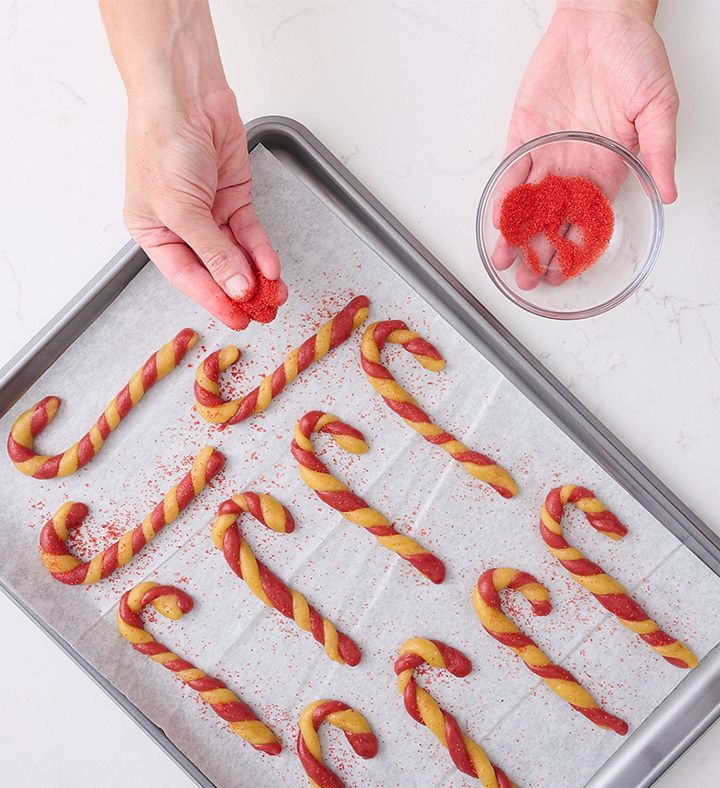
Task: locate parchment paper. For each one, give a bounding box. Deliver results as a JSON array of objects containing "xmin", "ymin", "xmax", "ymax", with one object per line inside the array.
[{"xmin": 1, "ymin": 145, "xmax": 718, "ymax": 788}]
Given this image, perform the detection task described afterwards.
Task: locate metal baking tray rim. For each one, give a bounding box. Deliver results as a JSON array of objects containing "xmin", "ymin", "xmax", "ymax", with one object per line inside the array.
[{"xmin": 0, "ymin": 116, "xmax": 718, "ymax": 788}]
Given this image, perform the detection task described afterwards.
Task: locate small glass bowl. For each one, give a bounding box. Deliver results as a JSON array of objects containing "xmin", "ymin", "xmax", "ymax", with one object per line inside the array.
[{"xmin": 476, "ymin": 131, "xmax": 664, "ymax": 319}]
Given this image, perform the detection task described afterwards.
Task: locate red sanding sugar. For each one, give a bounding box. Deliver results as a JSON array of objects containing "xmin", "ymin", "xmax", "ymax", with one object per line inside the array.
[
  {"xmin": 230, "ymin": 264, "xmax": 281, "ymax": 324},
  {"xmin": 499, "ymin": 174, "xmax": 614, "ymax": 279}
]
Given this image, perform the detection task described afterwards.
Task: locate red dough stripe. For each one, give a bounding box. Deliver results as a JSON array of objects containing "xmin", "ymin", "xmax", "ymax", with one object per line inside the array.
[
  {"xmin": 195, "ymin": 296, "xmax": 370, "ymax": 426},
  {"xmin": 118, "ymin": 583, "xmax": 280, "ymax": 755},
  {"xmin": 38, "ymin": 448, "xmax": 223, "ymax": 585},
  {"xmin": 297, "ymin": 698, "xmax": 378, "ymax": 788},
  {"xmin": 474, "ymin": 567, "xmax": 628, "ymax": 736},
  {"xmin": 213, "ymin": 494, "xmax": 361, "ymax": 667},
  {"xmin": 292, "ymin": 410, "xmax": 446, "ymax": 585},
  {"xmin": 540, "ymin": 485, "xmax": 697, "ymax": 670},
  {"xmin": 395, "ymin": 638, "xmax": 509, "ymax": 783},
  {"xmin": 8, "ymin": 329, "xmax": 197, "ymax": 479},
  {"xmin": 360, "ymin": 319, "xmax": 517, "ymax": 498}
]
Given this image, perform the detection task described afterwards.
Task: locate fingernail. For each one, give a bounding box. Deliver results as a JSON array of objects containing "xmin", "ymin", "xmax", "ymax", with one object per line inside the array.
[{"xmin": 226, "ymin": 274, "xmax": 250, "ymax": 299}]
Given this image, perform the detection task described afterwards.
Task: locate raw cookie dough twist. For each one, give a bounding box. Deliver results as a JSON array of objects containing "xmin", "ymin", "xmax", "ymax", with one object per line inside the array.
[
  {"xmin": 7, "ymin": 328, "xmax": 198, "ymax": 478},
  {"xmin": 195, "ymin": 296, "xmax": 370, "ymax": 424},
  {"xmin": 39, "ymin": 446, "xmax": 224, "ymax": 585},
  {"xmin": 395, "ymin": 638, "xmax": 514, "ymax": 787},
  {"xmin": 360, "ymin": 320, "xmax": 517, "ymax": 499},
  {"xmin": 473, "ymin": 567, "xmax": 628, "ymax": 735},
  {"xmin": 117, "ymin": 581, "xmax": 281, "ymax": 754},
  {"xmin": 297, "ymin": 699, "xmax": 378, "ymax": 788},
  {"xmin": 540, "ymin": 485, "xmax": 698, "ymax": 669},
  {"xmin": 291, "ymin": 410, "xmax": 445, "ymax": 584},
  {"xmin": 212, "ymin": 492, "xmax": 361, "ymax": 666}
]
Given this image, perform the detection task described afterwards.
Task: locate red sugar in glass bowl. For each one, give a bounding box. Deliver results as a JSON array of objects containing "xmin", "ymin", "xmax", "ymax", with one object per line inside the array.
[{"xmin": 477, "ymin": 132, "xmax": 664, "ymax": 320}]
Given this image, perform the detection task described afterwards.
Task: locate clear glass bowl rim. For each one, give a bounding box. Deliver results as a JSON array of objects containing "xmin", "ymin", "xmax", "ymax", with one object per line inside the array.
[{"xmin": 476, "ymin": 130, "xmax": 664, "ymax": 320}]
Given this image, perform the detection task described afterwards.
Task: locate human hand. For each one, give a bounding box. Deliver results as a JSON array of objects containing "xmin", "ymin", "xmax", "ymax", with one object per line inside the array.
[
  {"xmin": 101, "ymin": 0, "xmax": 286, "ymax": 329},
  {"xmin": 125, "ymin": 87, "xmax": 287, "ymax": 329},
  {"xmin": 494, "ymin": 0, "xmax": 679, "ymax": 289}
]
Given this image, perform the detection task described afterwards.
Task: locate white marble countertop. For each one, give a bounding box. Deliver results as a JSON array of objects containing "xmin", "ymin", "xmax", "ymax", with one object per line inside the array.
[{"xmin": 1, "ymin": 1, "xmax": 718, "ymax": 785}]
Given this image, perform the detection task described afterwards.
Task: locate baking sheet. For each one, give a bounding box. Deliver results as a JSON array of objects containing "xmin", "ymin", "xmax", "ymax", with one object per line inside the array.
[{"xmin": 0, "ymin": 145, "xmax": 718, "ymax": 788}]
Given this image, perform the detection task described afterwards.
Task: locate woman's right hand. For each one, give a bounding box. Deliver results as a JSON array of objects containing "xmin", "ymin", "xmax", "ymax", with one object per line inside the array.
[
  {"xmin": 125, "ymin": 87, "xmax": 286, "ymax": 329},
  {"xmin": 101, "ymin": 0, "xmax": 285, "ymax": 329}
]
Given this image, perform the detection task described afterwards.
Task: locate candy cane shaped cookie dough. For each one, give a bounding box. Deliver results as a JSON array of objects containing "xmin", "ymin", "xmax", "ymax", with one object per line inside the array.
[
  {"xmin": 291, "ymin": 410, "xmax": 445, "ymax": 584},
  {"xmin": 395, "ymin": 638, "xmax": 514, "ymax": 787},
  {"xmin": 473, "ymin": 567, "xmax": 628, "ymax": 735},
  {"xmin": 212, "ymin": 492, "xmax": 361, "ymax": 666},
  {"xmin": 540, "ymin": 485, "xmax": 698, "ymax": 669},
  {"xmin": 195, "ymin": 296, "xmax": 370, "ymax": 424},
  {"xmin": 7, "ymin": 328, "xmax": 198, "ymax": 478},
  {"xmin": 39, "ymin": 446, "xmax": 224, "ymax": 585},
  {"xmin": 297, "ymin": 700, "xmax": 378, "ymax": 788},
  {"xmin": 361, "ymin": 320, "xmax": 517, "ymax": 499},
  {"xmin": 117, "ymin": 581, "xmax": 281, "ymax": 754}
]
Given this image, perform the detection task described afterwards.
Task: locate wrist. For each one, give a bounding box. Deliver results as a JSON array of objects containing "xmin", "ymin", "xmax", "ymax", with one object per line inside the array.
[
  {"xmin": 102, "ymin": 0, "xmax": 228, "ymax": 112},
  {"xmin": 555, "ymin": 0, "xmax": 658, "ymax": 23}
]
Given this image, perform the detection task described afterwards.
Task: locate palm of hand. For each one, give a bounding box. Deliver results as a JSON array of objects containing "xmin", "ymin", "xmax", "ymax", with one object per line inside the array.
[{"xmin": 495, "ymin": 7, "xmax": 678, "ymax": 288}]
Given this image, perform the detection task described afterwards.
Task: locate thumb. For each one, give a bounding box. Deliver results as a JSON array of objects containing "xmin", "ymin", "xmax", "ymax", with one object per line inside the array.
[
  {"xmin": 635, "ymin": 91, "xmax": 680, "ymax": 204},
  {"xmin": 176, "ymin": 212, "xmax": 255, "ymax": 300}
]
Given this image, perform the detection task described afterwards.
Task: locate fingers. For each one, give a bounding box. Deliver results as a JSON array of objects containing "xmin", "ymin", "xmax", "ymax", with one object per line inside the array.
[
  {"xmin": 146, "ymin": 240, "xmax": 250, "ymax": 330},
  {"xmin": 171, "ymin": 211, "xmax": 255, "ymax": 299},
  {"xmin": 635, "ymin": 90, "xmax": 680, "ymax": 204},
  {"xmin": 228, "ymin": 203, "xmax": 282, "ymax": 280},
  {"xmin": 218, "ymin": 220, "xmax": 286, "ymax": 305},
  {"xmin": 490, "ymin": 235, "xmax": 517, "ymax": 271},
  {"xmin": 492, "ymin": 149, "xmax": 532, "ymax": 229}
]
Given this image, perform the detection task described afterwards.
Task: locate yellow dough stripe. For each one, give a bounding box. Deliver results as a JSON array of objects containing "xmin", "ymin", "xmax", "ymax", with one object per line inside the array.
[
  {"xmin": 291, "ymin": 409, "xmax": 446, "ymax": 584},
  {"xmin": 116, "ymin": 581, "xmax": 281, "ymax": 754},
  {"xmin": 297, "ymin": 699, "xmax": 378, "ymax": 787},
  {"xmin": 360, "ymin": 319, "xmax": 517, "ymax": 499},
  {"xmin": 394, "ymin": 637, "xmax": 515, "ymax": 787},
  {"xmin": 7, "ymin": 328, "xmax": 198, "ymax": 478},
  {"xmin": 473, "ymin": 567, "xmax": 628, "ymax": 734},
  {"xmin": 211, "ymin": 492, "xmax": 361, "ymax": 666},
  {"xmin": 540, "ymin": 485, "xmax": 698, "ymax": 670},
  {"xmin": 39, "ymin": 447, "xmax": 224, "ymax": 585},
  {"xmin": 194, "ymin": 296, "xmax": 370, "ymax": 424}
]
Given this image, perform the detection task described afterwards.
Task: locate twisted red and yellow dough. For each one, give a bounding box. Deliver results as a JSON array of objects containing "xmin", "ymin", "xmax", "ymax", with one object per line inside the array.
[
  {"xmin": 395, "ymin": 638, "xmax": 514, "ymax": 787},
  {"xmin": 540, "ymin": 485, "xmax": 698, "ymax": 669},
  {"xmin": 117, "ymin": 581, "xmax": 281, "ymax": 754},
  {"xmin": 291, "ymin": 410, "xmax": 445, "ymax": 584},
  {"xmin": 211, "ymin": 492, "xmax": 361, "ymax": 666},
  {"xmin": 360, "ymin": 320, "xmax": 517, "ymax": 499},
  {"xmin": 297, "ymin": 699, "xmax": 378, "ymax": 788},
  {"xmin": 7, "ymin": 328, "xmax": 198, "ymax": 478},
  {"xmin": 39, "ymin": 446, "xmax": 224, "ymax": 585},
  {"xmin": 195, "ymin": 296, "xmax": 370, "ymax": 424},
  {"xmin": 473, "ymin": 567, "xmax": 628, "ymax": 735}
]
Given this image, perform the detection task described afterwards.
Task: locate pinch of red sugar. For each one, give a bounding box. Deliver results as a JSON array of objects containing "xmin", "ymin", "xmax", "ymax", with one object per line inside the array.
[
  {"xmin": 230, "ymin": 264, "xmax": 282, "ymax": 324},
  {"xmin": 499, "ymin": 174, "xmax": 614, "ymax": 279}
]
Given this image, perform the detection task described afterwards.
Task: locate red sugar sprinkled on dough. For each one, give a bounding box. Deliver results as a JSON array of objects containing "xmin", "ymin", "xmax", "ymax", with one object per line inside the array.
[
  {"xmin": 230, "ymin": 264, "xmax": 282, "ymax": 324},
  {"xmin": 499, "ymin": 174, "xmax": 614, "ymax": 279}
]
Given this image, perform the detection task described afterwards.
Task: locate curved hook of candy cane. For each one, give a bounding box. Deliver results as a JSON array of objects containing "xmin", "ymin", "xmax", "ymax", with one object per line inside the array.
[
  {"xmin": 195, "ymin": 295, "xmax": 371, "ymax": 425},
  {"xmin": 540, "ymin": 485, "xmax": 698, "ymax": 669},
  {"xmin": 39, "ymin": 446, "xmax": 224, "ymax": 585},
  {"xmin": 360, "ymin": 320, "xmax": 517, "ymax": 499},
  {"xmin": 117, "ymin": 581, "xmax": 281, "ymax": 755},
  {"xmin": 297, "ymin": 699, "xmax": 378, "ymax": 788},
  {"xmin": 211, "ymin": 492, "xmax": 362, "ymax": 667},
  {"xmin": 394, "ymin": 638, "xmax": 515, "ymax": 788},
  {"xmin": 291, "ymin": 410, "xmax": 446, "ymax": 584},
  {"xmin": 7, "ymin": 328, "xmax": 198, "ymax": 478},
  {"xmin": 473, "ymin": 567, "xmax": 628, "ymax": 735}
]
